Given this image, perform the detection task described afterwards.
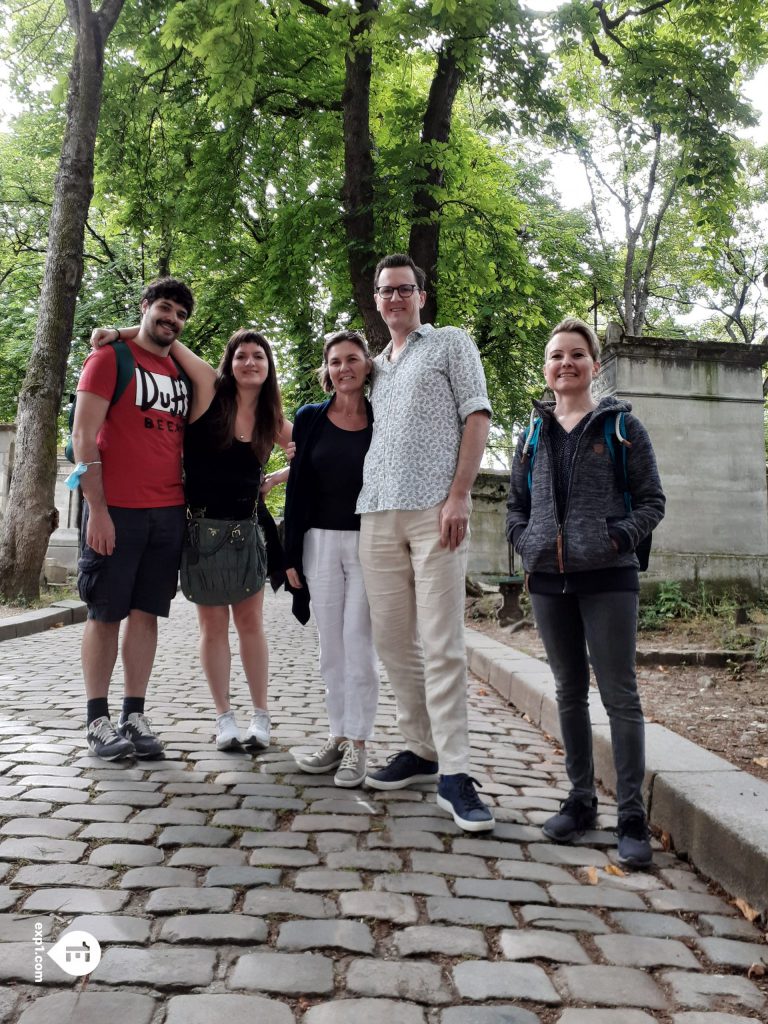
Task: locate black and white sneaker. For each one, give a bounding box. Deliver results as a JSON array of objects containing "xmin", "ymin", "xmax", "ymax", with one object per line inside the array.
[
  {"xmin": 117, "ymin": 712, "xmax": 165, "ymax": 759},
  {"xmin": 86, "ymin": 716, "xmax": 135, "ymax": 761}
]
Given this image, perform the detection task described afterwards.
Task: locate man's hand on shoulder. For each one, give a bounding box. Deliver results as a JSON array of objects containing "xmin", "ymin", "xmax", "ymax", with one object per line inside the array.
[
  {"xmin": 439, "ymin": 492, "xmax": 470, "ymax": 551},
  {"xmin": 86, "ymin": 505, "xmax": 116, "ymax": 556}
]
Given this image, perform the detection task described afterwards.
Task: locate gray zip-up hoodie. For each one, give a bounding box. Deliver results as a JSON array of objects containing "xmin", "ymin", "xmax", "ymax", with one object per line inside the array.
[{"xmin": 505, "ymin": 396, "xmax": 665, "ymax": 575}]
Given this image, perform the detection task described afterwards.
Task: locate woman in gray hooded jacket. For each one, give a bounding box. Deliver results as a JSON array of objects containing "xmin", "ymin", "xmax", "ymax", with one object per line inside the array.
[{"xmin": 506, "ymin": 317, "xmax": 665, "ymax": 868}]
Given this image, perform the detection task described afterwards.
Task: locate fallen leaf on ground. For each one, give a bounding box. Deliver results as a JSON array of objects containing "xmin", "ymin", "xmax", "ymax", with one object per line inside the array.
[
  {"xmin": 747, "ymin": 962, "xmax": 766, "ymax": 979},
  {"xmin": 604, "ymin": 864, "xmax": 626, "ymax": 877},
  {"xmin": 476, "ymin": 688, "xmax": 488, "ymax": 696},
  {"xmin": 752, "ymin": 756, "xmax": 768, "ymax": 769},
  {"xmin": 661, "ymin": 830, "xmax": 672, "ymax": 852},
  {"xmin": 731, "ymin": 897, "xmax": 760, "ymax": 922},
  {"xmin": 585, "ymin": 866, "xmax": 599, "ymax": 885}
]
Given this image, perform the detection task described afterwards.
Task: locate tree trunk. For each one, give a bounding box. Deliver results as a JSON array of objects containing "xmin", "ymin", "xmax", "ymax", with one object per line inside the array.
[
  {"xmin": 0, "ymin": 0, "xmax": 125, "ymax": 602},
  {"xmin": 342, "ymin": 0, "xmax": 388, "ymax": 352},
  {"xmin": 408, "ymin": 45, "xmax": 462, "ymax": 325}
]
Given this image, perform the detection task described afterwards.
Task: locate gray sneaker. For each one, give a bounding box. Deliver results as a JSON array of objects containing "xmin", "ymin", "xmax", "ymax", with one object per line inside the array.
[
  {"xmin": 86, "ymin": 716, "xmax": 135, "ymax": 761},
  {"xmin": 117, "ymin": 712, "xmax": 165, "ymax": 760},
  {"xmin": 296, "ymin": 736, "xmax": 344, "ymax": 774},
  {"xmin": 334, "ymin": 740, "xmax": 367, "ymax": 788}
]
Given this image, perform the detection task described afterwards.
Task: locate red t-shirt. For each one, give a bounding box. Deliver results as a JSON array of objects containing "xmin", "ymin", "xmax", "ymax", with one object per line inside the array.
[{"xmin": 77, "ymin": 340, "xmax": 189, "ymax": 507}]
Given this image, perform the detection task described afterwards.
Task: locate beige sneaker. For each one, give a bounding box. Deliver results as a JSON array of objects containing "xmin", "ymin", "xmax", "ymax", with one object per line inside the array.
[
  {"xmin": 296, "ymin": 736, "xmax": 343, "ymax": 774},
  {"xmin": 334, "ymin": 740, "xmax": 366, "ymax": 788}
]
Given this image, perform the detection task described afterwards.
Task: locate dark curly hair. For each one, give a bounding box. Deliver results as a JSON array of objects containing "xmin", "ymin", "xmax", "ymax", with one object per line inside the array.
[{"xmin": 141, "ymin": 277, "xmax": 195, "ymax": 317}]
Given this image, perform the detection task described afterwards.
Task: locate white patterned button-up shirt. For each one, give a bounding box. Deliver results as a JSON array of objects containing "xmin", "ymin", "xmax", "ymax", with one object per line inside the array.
[{"xmin": 356, "ymin": 323, "xmax": 492, "ymax": 513}]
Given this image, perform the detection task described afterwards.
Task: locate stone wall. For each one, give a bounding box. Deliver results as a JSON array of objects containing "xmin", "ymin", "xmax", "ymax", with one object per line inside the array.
[
  {"xmin": 596, "ymin": 327, "xmax": 768, "ymax": 593},
  {"xmin": 468, "ymin": 469, "xmax": 514, "ymax": 576}
]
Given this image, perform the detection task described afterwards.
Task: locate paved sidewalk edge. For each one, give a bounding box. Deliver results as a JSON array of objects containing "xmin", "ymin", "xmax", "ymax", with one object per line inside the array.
[
  {"xmin": 0, "ymin": 599, "xmax": 87, "ymax": 642},
  {"xmin": 466, "ymin": 626, "xmax": 768, "ymax": 915}
]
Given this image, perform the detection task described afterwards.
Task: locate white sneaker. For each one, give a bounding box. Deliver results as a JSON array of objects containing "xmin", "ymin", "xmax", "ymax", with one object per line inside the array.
[
  {"xmin": 215, "ymin": 710, "xmax": 242, "ymax": 751},
  {"xmin": 244, "ymin": 709, "xmax": 270, "ymax": 751},
  {"xmin": 334, "ymin": 740, "xmax": 367, "ymax": 788}
]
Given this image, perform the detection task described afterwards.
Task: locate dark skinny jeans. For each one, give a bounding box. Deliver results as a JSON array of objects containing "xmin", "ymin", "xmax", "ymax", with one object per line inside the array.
[{"xmin": 530, "ymin": 590, "xmax": 645, "ymax": 822}]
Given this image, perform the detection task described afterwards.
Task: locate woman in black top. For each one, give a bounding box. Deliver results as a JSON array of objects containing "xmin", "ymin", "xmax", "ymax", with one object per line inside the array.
[
  {"xmin": 177, "ymin": 329, "xmax": 292, "ymax": 753},
  {"xmin": 506, "ymin": 318, "xmax": 665, "ymax": 869},
  {"xmin": 284, "ymin": 331, "xmax": 378, "ymax": 788}
]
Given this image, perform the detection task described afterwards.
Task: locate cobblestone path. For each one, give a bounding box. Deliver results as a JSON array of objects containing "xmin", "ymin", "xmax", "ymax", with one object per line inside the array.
[{"xmin": 0, "ymin": 590, "xmax": 766, "ymax": 1023}]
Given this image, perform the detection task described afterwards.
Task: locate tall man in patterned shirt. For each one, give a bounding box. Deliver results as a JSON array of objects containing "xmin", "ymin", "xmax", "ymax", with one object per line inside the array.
[{"xmin": 358, "ymin": 253, "xmax": 494, "ymax": 832}]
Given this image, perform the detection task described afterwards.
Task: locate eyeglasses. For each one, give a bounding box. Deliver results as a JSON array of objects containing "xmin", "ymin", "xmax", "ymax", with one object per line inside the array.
[{"xmin": 374, "ymin": 284, "xmax": 421, "ymax": 299}]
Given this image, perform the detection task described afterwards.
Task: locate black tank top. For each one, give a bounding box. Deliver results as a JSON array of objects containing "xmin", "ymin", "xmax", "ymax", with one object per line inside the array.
[
  {"xmin": 307, "ymin": 417, "xmax": 372, "ymax": 531},
  {"xmin": 183, "ymin": 401, "xmax": 263, "ymax": 519}
]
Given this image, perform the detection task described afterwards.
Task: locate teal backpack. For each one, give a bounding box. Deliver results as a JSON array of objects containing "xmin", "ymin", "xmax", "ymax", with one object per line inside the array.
[
  {"xmin": 521, "ymin": 409, "xmax": 653, "ymax": 570},
  {"xmin": 65, "ymin": 340, "xmax": 190, "ymax": 462}
]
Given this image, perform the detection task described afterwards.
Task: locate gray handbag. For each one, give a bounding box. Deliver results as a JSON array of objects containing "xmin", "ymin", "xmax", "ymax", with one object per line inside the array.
[{"xmin": 180, "ymin": 514, "xmax": 267, "ymax": 606}]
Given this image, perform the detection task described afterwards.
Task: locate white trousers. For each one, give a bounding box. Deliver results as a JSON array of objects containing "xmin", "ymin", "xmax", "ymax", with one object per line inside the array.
[
  {"xmin": 359, "ymin": 506, "xmax": 471, "ymax": 774},
  {"xmin": 303, "ymin": 528, "xmax": 379, "ymax": 740}
]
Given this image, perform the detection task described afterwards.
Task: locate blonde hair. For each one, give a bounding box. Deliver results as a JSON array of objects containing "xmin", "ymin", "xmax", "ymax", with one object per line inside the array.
[{"xmin": 546, "ymin": 318, "xmax": 600, "ymax": 360}]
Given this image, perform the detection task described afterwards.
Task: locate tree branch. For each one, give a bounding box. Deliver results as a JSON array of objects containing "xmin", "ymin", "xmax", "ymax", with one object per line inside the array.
[
  {"xmin": 96, "ymin": 0, "xmax": 124, "ymax": 35},
  {"xmin": 592, "ymin": 0, "xmax": 672, "ymax": 31},
  {"xmin": 296, "ymin": 0, "xmax": 330, "ymax": 15}
]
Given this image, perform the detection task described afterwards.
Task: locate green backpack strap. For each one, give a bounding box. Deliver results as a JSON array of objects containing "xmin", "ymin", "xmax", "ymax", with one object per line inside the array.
[
  {"xmin": 112, "ymin": 339, "xmax": 136, "ymax": 403},
  {"xmin": 65, "ymin": 340, "xmax": 136, "ymax": 462}
]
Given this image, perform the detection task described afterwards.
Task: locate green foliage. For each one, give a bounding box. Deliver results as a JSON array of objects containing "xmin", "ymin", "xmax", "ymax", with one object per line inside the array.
[
  {"xmin": 639, "ymin": 581, "xmax": 694, "ymax": 629},
  {"xmin": 1, "ymin": 0, "xmax": 767, "ymax": 437},
  {"xmin": 639, "ymin": 580, "xmax": 762, "ymax": 633},
  {"xmin": 551, "ymin": 0, "xmax": 768, "ymax": 334}
]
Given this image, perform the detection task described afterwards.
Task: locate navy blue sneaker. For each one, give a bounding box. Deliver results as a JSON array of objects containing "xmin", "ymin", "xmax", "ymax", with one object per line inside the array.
[
  {"xmin": 436, "ymin": 773, "xmax": 495, "ymax": 832},
  {"xmin": 617, "ymin": 814, "xmax": 653, "ymax": 869},
  {"xmin": 542, "ymin": 795, "xmax": 598, "ymax": 843},
  {"xmin": 366, "ymin": 749, "xmax": 438, "ymax": 790}
]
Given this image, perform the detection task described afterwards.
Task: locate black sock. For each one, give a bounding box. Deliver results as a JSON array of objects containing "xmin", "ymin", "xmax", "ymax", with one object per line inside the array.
[
  {"xmin": 122, "ymin": 697, "xmax": 145, "ymax": 719},
  {"xmin": 87, "ymin": 699, "xmax": 109, "ymax": 725}
]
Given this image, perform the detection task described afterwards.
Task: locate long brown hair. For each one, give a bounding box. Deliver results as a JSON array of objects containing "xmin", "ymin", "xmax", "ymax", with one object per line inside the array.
[{"xmin": 209, "ymin": 328, "xmax": 284, "ymax": 463}]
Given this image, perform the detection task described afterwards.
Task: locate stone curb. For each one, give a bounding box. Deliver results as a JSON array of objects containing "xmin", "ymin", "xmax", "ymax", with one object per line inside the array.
[
  {"xmin": 0, "ymin": 599, "xmax": 87, "ymax": 642},
  {"xmin": 466, "ymin": 626, "xmax": 768, "ymax": 916}
]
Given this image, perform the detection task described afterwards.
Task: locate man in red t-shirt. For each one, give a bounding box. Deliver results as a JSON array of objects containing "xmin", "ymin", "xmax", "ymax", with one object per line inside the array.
[{"xmin": 72, "ymin": 277, "xmax": 194, "ymax": 761}]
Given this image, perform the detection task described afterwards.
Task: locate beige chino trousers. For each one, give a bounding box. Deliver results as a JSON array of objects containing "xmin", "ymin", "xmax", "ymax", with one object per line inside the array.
[{"xmin": 359, "ymin": 506, "xmax": 471, "ymax": 775}]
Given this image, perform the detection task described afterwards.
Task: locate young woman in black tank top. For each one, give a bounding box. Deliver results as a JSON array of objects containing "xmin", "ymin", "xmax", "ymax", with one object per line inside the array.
[{"xmin": 174, "ymin": 330, "xmax": 292, "ymax": 752}]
